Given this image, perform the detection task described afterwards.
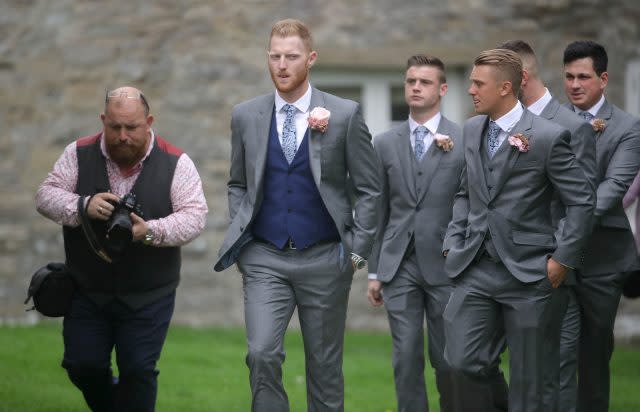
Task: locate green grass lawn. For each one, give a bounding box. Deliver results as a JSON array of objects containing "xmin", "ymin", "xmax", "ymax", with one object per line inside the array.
[{"xmin": 1, "ymin": 323, "xmax": 639, "ymax": 411}]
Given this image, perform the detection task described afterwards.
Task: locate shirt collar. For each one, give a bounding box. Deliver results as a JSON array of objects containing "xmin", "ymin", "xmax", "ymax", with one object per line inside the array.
[
  {"xmin": 492, "ymin": 102, "xmax": 524, "ymax": 134},
  {"xmin": 408, "ymin": 112, "xmax": 442, "ymax": 136},
  {"xmin": 573, "ymin": 94, "xmax": 605, "ymax": 117},
  {"xmin": 100, "ymin": 129, "xmax": 155, "ymax": 168},
  {"xmin": 274, "ymin": 83, "xmax": 312, "ymax": 114},
  {"xmin": 526, "ymin": 88, "xmax": 553, "ymax": 116}
]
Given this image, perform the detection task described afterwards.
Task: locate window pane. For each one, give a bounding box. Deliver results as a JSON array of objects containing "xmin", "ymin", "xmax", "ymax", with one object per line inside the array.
[
  {"xmin": 321, "ymin": 86, "xmax": 362, "ymax": 104},
  {"xmin": 391, "ymin": 85, "xmax": 408, "ymax": 122}
]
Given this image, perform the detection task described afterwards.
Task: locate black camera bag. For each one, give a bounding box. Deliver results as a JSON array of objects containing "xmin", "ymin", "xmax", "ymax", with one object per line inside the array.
[{"xmin": 25, "ymin": 262, "xmax": 75, "ymax": 317}]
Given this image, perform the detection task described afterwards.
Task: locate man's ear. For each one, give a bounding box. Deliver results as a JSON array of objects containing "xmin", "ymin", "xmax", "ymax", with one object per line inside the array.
[
  {"xmin": 307, "ymin": 50, "xmax": 318, "ymax": 69},
  {"xmin": 521, "ymin": 69, "xmax": 529, "ymax": 89},
  {"xmin": 146, "ymin": 115, "xmax": 154, "ymax": 130},
  {"xmin": 500, "ymin": 80, "xmax": 513, "ymax": 97}
]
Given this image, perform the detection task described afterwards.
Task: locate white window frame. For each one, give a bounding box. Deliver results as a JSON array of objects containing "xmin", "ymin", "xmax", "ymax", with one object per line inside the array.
[
  {"xmin": 625, "ymin": 59, "xmax": 640, "ymax": 117},
  {"xmin": 313, "ymin": 68, "xmax": 467, "ymax": 137}
]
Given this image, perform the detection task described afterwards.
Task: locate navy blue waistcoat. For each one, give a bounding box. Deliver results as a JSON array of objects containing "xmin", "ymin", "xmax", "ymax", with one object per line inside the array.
[{"xmin": 252, "ymin": 109, "xmax": 339, "ymax": 249}]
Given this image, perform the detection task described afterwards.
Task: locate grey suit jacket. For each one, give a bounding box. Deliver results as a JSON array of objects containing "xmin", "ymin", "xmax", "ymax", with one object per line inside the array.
[
  {"xmin": 443, "ymin": 110, "xmax": 594, "ymax": 283},
  {"xmin": 214, "ymin": 88, "xmax": 381, "ymax": 271},
  {"xmin": 542, "ymin": 97, "xmax": 597, "ymax": 275},
  {"xmin": 369, "ymin": 117, "xmax": 464, "ymax": 285},
  {"xmin": 542, "ymin": 97, "xmax": 597, "ymax": 193},
  {"xmin": 565, "ymin": 99, "xmax": 640, "ymax": 276}
]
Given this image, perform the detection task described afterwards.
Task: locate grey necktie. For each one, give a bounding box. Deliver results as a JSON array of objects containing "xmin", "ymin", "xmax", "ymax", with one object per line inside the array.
[
  {"xmin": 281, "ymin": 104, "xmax": 297, "ymax": 164},
  {"xmin": 414, "ymin": 125, "xmax": 428, "ymax": 161},
  {"xmin": 579, "ymin": 111, "xmax": 594, "ymax": 122},
  {"xmin": 486, "ymin": 121, "xmax": 502, "ymax": 158}
]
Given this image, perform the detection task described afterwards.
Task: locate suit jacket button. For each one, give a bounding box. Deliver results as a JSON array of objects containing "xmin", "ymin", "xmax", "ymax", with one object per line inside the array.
[
  {"xmin": 240, "ymin": 226, "xmax": 244, "ymax": 232},
  {"xmin": 415, "ymin": 206, "xmax": 420, "ymax": 211}
]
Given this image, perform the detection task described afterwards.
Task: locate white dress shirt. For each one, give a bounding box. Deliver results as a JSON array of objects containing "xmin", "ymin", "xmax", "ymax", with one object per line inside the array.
[
  {"xmin": 491, "ymin": 102, "xmax": 525, "ymax": 146},
  {"xmin": 274, "ymin": 84, "xmax": 312, "ymax": 150},
  {"xmin": 573, "ymin": 94, "xmax": 605, "ymax": 117},
  {"xmin": 526, "ymin": 88, "xmax": 553, "ymax": 116}
]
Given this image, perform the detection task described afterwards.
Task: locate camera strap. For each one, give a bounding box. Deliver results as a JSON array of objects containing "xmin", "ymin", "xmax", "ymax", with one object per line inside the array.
[{"xmin": 77, "ymin": 196, "xmax": 113, "ymax": 263}]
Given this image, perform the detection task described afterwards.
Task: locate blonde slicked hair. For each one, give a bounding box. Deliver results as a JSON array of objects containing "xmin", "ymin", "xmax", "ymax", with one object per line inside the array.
[
  {"xmin": 269, "ymin": 18, "xmax": 313, "ymax": 52},
  {"xmin": 474, "ymin": 48, "xmax": 523, "ymax": 96}
]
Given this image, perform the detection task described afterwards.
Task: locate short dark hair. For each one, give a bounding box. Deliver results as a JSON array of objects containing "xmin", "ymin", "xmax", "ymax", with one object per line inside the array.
[
  {"xmin": 406, "ymin": 54, "xmax": 447, "ymax": 84},
  {"xmin": 474, "ymin": 49, "xmax": 523, "ymax": 96},
  {"xmin": 563, "ymin": 40, "xmax": 608, "ymax": 76},
  {"xmin": 500, "ymin": 40, "xmax": 538, "ymax": 77},
  {"xmin": 500, "ymin": 40, "xmax": 535, "ymax": 58}
]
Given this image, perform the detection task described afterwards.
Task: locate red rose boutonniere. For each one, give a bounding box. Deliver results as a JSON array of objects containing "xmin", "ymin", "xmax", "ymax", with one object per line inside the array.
[
  {"xmin": 508, "ymin": 133, "xmax": 530, "ymax": 153},
  {"xmin": 434, "ymin": 134, "xmax": 454, "ymax": 152},
  {"xmin": 308, "ymin": 107, "xmax": 330, "ymax": 133},
  {"xmin": 591, "ymin": 118, "xmax": 606, "ymax": 132}
]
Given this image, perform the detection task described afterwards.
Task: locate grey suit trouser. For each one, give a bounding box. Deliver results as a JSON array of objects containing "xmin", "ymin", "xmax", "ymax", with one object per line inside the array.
[
  {"xmin": 443, "ymin": 256, "xmax": 554, "ymax": 412},
  {"xmin": 237, "ymin": 241, "xmax": 354, "ymax": 412},
  {"xmin": 382, "ymin": 252, "xmax": 455, "ymax": 412},
  {"xmin": 559, "ymin": 272, "xmax": 626, "ymax": 412},
  {"xmin": 541, "ymin": 284, "xmax": 571, "ymax": 412}
]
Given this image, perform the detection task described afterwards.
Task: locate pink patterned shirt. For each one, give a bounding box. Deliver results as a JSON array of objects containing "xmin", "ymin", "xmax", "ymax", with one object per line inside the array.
[{"xmin": 36, "ymin": 131, "xmax": 208, "ymax": 247}]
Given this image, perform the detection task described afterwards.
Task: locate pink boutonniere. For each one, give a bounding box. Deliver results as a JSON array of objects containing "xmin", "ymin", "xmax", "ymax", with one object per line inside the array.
[
  {"xmin": 308, "ymin": 107, "xmax": 330, "ymax": 133},
  {"xmin": 434, "ymin": 134, "xmax": 454, "ymax": 152},
  {"xmin": 591, "ymin": 118, "xmax": 606, "ymax": 132},
  {"xmin": 508, "ymin": 133, "xmax": 530, "ymax": 153}
]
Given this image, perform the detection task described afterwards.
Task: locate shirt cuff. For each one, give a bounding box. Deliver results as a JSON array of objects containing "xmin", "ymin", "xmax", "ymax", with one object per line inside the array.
[{"xmin": 368, "ymin": 273, "xmax": 378, "ymax": 280}]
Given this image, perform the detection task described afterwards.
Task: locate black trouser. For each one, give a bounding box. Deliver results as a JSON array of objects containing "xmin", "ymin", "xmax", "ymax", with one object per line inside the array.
[{"xmin": 62, "ymin": 291, "xmax": 175, "ymax": 412}]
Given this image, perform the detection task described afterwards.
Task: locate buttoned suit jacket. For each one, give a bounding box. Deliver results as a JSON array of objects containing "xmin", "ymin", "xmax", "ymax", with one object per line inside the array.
[
  {"xmin": 443, "ymin": 109, "xmax": 594, "ymax": 283},
  {"xmin": 369, "ymin": 116, "xmax": 464, "ymax": 285},
  {"xmin": 565, "ymin": 99, "xmax": 640, "ymax": 276},
  {"xmin": 214, "ymin": 88, "xmax": 381, "ymax": 271}
]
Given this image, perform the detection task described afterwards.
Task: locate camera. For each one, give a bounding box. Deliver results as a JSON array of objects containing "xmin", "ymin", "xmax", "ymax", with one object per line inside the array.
[{"xmin": 106, "ymin": 193, "xmax": 143, "ymax": 254}]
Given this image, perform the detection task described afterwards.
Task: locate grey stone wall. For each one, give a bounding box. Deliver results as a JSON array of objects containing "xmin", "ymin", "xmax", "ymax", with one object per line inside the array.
[{"xmin": 1, "ymin": 0, "xmax": 639, "ymax": 339}]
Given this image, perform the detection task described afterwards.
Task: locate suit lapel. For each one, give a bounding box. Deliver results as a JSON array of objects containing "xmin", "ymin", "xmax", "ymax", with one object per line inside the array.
[
  {"xmin": 471, "ymin": 117, "xmax": 491, "ymax": 203},
  {"xmin": 596, "ymin": 98, "xmax": 613, "ymax": 122},
  {"xmin": 490, "ymin": 110, "xmax": 533, "ymax": 200},
  {"xmin": 595, "ymin": 99, "xmax": 614, "ymax": 163},
  {"xmin": 253, "ymin": 94, "xmax": 275, "ymax": 197},
  {"xmin": 395, "ymin": 122, "xmax": 418, "ymax": 201},
  {"xmin": 307, "ymin": 88, "xmax": 325, "ymax": 186},
  {"xmin": 539, "ymin": 98, "xmax": 560, "ymax": 121}
]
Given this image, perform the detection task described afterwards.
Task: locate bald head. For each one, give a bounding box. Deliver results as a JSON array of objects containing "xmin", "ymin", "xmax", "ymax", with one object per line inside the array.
[
  {"xmin": 105, "ymin": 86, "xmax": 150, "ymax": 116},
  {"xmin": 101, "ymin": 86, "xmax": 154, "ymax": 168}
]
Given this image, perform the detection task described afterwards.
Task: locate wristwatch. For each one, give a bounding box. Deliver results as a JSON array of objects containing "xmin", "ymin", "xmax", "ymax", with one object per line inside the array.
[
  {"xmin": 143, "ymin": 229, "xmax": 154, "ymax": 245},
  {"xmin": 350, "ymin": 253, "xmax": 366, "ymax": 270}
]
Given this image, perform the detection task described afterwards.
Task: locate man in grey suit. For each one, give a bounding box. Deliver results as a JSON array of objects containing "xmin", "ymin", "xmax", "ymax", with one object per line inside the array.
[
  {"xmin": 442, "ymin": 49, "xmax": 594, "ymax": 412},
  {"xmin": 367, "ymin": 54, "xmax": 465, "ymax": 412},
  {"xmin": 501, "ymin": 39, "xmax": 597, "ymax": 412},
  {"xmin": 562, "ymin": 40, "xmax": 640, "ymax": 412},
  {"xmin": 213, "ymin": 19, "xmax": 380, "ymax": 412}
]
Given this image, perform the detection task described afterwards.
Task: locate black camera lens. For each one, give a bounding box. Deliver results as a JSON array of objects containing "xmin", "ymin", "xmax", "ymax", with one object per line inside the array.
[
  {"xmin": 104, "ymin": 193, "xmax": 141, "ymax": 256},
  {"xmin": 106, "ymin": 209, "xmax": 133, "ymax": 254}
]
